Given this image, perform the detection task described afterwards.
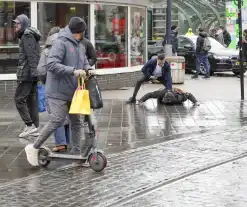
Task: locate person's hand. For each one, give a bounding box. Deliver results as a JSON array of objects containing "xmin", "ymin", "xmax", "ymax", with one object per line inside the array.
[
  {"xmin": 150, "ymin": 76, "xmax": 157, "ymax": 80},
  {"xmin": 88, "ymin": 70, "xmax": 96, "ymax": 76},
  {"xmin": 73, "ymin": 69, "xmax": 86, "ymax": 78}
]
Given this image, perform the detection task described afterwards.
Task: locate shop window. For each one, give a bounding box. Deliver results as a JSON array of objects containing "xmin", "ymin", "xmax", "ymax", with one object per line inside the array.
[
  {"xmin": 95, "ymin": 5, "xmax": 128, "ymax": 69},
  {"xmin": 0, "ymin": 2, "xmax": 30, "ymax": 74},
  {"xmin": 37, "ymin": 3, "xmax": 89, "ymax": 44},
  {"xmin": 131, "ymin": 7, "xmax": 146, "ymax": 66}
]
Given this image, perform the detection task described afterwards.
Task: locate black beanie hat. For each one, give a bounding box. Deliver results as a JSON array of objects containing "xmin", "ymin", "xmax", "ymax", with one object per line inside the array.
[{"xmin": 69, "ymin": 17, "xmax": 87, "ymax": 34}]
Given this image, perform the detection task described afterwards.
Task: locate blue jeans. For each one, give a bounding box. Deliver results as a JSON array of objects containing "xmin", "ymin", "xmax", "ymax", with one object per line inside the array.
[
  {"xmin": 196, "ymin": 54, "xmax": 210, "ymax": 76},
  {"xmin": 54, "ymin": 125, "xmax": 70, "ymax": 146}
]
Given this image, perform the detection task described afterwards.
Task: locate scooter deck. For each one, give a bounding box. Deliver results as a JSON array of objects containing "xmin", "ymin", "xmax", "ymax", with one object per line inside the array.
[{"xmin": 47, "ymin": 153, "xmax": 88, "ymax": 161}]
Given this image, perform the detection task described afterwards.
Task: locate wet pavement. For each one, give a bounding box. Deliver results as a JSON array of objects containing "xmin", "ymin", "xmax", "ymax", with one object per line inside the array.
[{"xmin": 1, "ymin": 74, "xmax": 247, "ymax": 206}]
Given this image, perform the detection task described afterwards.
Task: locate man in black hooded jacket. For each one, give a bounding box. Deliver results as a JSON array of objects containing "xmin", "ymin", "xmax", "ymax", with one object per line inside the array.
[{"xmin": 13, "ymin": 14, "xmax": 41, "ymax": 138}]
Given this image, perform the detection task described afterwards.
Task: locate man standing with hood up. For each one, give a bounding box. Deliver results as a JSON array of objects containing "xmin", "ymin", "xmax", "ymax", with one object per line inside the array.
[
  {"xmin": 13, "ymin": 14, "xmax": 41, "ymax": 138},
  {"xmin": 25, "ymin": 17, "xmax": 92, "ymax": 166}
]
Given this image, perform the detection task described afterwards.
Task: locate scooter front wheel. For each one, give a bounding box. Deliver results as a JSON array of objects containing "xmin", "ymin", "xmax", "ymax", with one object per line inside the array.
[
  {"xmin": 38, "ymin": 148, "xmax": 50, "ymax": 167},
  {"xmin": 88, "ymin": 152, "xmax": 107, "ymax": 172}
]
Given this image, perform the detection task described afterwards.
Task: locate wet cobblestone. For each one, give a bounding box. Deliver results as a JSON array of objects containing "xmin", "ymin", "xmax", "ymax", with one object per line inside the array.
[
  {"xmin": 122, "ymin": 156, "xmax": 247, "ymax": 207},
  {"xmin": 0, "ymin": 126, "xmax": 247, "ymax": 206}
]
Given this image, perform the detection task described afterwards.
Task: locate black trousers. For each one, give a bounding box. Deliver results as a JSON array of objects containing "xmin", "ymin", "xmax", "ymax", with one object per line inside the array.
[
  {"xmin": 139, "ymin": 89, "xmax": 166, "ymax": 102},
  {"xmin": 14, "ymin": 81, "xmax": 39, "ymax": 127},
  {"xmin": 132, "ymin": 74, "xmax": 167, "ymax": 99}
]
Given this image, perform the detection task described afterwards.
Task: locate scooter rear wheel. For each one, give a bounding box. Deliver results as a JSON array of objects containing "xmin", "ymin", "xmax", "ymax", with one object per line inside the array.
[
  {"xmin": 38, "ymin": 148, "xmax": 50, "ymax": 167},
  {"xmin": 88, "ymin": 152, "xmax": 107, "ymax": 172}
]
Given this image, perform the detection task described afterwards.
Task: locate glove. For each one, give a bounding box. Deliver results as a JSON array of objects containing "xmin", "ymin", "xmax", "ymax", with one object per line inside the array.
[
  {"xmin": 150, "ymin": 76, "xmax": 157, "ymax": 80},
  {"xmin": 73, "ymin": 69, "xmax": 86, "ymax": 78}
]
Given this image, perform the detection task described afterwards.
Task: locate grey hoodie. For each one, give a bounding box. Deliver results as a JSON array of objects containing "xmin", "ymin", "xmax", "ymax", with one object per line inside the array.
[
  {"xmin": 37, "ymin": 33, "xmax": 58, "ymax": 83},
  {"xmin": 46, "ymin": 26, "xmax": 91, "ymax": 101}
]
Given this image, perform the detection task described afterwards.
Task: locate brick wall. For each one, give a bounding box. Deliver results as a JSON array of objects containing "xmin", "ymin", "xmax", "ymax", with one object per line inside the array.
[{"xmin": 0, "ymin": 71, "xmax": 142, "ymax": 99}]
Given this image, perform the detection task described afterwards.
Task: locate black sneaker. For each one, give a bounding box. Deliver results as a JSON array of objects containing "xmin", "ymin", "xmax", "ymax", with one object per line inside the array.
[
  {"xmin": 126, "ymin": 97, "xmax": 136, "ymax": 104},
  {"xmin": 203, "ymin": 75, "xmax": 210, "ymax": 79},
  {"xmin": 191, "ymin": 75, "xmax": 198, "ymax": 79}
]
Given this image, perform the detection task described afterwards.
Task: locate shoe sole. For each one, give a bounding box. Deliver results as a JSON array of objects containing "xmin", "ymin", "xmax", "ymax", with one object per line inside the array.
[{"xmin": 19, "ymin": 128, "xmax": 39, "ymax": 138}]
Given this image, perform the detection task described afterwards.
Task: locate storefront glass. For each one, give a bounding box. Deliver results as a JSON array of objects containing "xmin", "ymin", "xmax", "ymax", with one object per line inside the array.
[
  {"xmin": 130, "ymin": 7, "xmax": 146, "ymax": 66},
  {"xmin": 37, "ymin": 3, "xmax": 89, "ymax": 44},
  {"xmin": 0, "ymin": 2, "xmax": 30, "ymax": 46},
  {"xmin": 95, "ymin": 5, "xmax": 128, "ymax": 69}
]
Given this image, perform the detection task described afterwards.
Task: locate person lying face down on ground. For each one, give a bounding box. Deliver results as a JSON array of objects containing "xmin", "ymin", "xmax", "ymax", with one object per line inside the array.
[{"xmin": 137, "ymin": 88, "xmax": 199, "ymax": 106}]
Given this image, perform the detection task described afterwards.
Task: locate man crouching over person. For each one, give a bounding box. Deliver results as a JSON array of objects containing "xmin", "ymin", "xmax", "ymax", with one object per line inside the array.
[{"xmin": 126, "ymin": 54, "xmax": 172, "ymax": 104}]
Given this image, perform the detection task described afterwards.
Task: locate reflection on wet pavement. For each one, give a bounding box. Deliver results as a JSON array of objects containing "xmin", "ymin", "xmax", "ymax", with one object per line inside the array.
[{"xmin": 0, "ymin": 99, "xmax": 247, "ymax": 184}]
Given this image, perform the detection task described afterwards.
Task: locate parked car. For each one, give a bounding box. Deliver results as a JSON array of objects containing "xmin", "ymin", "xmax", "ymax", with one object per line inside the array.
[{"xmin": 148, "ymin": 35, "xmax": 247, "ymax": 76}]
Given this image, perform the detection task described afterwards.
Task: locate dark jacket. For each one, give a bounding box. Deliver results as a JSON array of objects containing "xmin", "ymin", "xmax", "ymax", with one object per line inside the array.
[
  {"xmin": 81, "ymin": 38, "xmax": 97, "ymax": 67},
  {"xmin": 46, "ymin": 26, "xmax": 91, "ymax": 101},
  {"xmin": 37, "ymin": 33, "xmax": 58, "ymax": 84},
  {"xmin": 141, "ymin": 59, "xmax": 172, "ymax": 90},
  {"xmin": 162, "ymin": 30, "xmax": 178, "ymax": 53},
  {"xmin": 171, "ymin": 30, "xmax": 178, "ymax": 53},
  {"xmin": 223, "ymin": 30, "xmax": 231, "ymax": 47},
  {"xmin": 196, "ymin": 32, "xmax": 208, "ymax": 55},
  {"xmin": 16, "ymin": 15, "xmax": 41, "ymax": 81}
]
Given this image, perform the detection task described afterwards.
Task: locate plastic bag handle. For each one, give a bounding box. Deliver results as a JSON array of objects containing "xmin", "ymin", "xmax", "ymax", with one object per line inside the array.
[{"xmin": 77, "ymin": 78, "xmax": 85, "ymax": 89}]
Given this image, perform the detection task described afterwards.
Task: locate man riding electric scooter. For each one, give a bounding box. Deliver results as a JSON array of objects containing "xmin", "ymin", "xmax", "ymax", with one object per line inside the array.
[{"xmin": 25, "ymin": 17, "xmax": 93, "ymax": 166}]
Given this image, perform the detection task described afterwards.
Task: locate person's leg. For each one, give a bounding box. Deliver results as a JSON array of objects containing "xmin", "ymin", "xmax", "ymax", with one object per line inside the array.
[
  {"xmin": 127, "ymin": 75, "xmax": 149, "ymax": 103},
  {"xmin": 192, "ymin": 55, "xmax": 202, "ymax": 78},
  {"xmin": 15, "ymin": 81, "xmax": 38, "ymax": 137},
  {"xmin": 139, "ymin": 89, "xmax": 166, "ymax": 103},
  {"xmin": 69, "ymin": 114, "xmax": 83, "ymax": 154},
  {"xmin": 184, "ymin": 92, "xmax": 199, "ymax": 105},
  {"xmin": 27, "ymin": 81, "xmax": 39, "ymax": 128},
  {"xmin": 53, "ymin": 127, "xmax": 68, "ymax": 152},
  {"xmin": 64, "ymin": 124, "xmax": 71, "ymax": 145},
  {"xmin": 202, "ymin": 55, "xmax": 210, "ymax": 78},
  {"xmin": 34, "ymin": 98, "xmax": 69, "ymax": 148},
  {"xmin": 25, "ymin": 98, "xmax": 69, "ymax": 166}
]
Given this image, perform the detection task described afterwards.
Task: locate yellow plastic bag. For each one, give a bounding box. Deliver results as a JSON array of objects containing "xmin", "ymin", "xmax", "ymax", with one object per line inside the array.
[{"xmin": 69, "ymin": 78, "xmax": 91, "ymax": 115}]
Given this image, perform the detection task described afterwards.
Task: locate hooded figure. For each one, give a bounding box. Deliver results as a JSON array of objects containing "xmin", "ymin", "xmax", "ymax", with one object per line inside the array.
[
  {"xmin": 215, "ymin": 28, "xmax": 225, "ymax": 46},
  {"xmin": 37, "ymin": 27, "xmax": 60, "ymax": 84},
  {"xmin": 220, "ymin": 26, "xmax": 231, "ymax": 47},
  {"xmin": 185, "ymin": 28, "xmax": 194, "ymax": 36},
  {"xmin": 13, "ymin": 14, "xmax": 41, "ymax": 138},
  {"xmin": 13, "ymin": 14, "xmax": 41, "ymax": 81}
]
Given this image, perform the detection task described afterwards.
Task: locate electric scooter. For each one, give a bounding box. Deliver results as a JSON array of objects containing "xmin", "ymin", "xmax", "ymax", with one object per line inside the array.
[{"xmin": 37, "ymin": 114, "xmax": 107, "ymax": 172}]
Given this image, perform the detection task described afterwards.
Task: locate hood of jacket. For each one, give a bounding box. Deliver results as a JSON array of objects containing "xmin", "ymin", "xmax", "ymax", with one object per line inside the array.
[
  {"xmin": 45, "ymin": 33, "xmax": 58, "ymax": 47},
  {"xmin": 15, "ymin": 14, "xmax": 29, "ymax": 35},
  {"xmin": 199, "ymin": 32, "xmax": 207, "ymax": 38},
  {"xmin": 24, "ymin": 27, "xmax": 41, "ymax": 41},
  {"xmin": 58, "ymin": 26, "xmax": 78, "ymax": 45}
]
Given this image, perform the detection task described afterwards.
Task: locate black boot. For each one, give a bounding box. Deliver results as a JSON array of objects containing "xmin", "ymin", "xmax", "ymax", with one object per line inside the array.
[
  {"xmin": 126, "ymin": 97, "xmax": 136, "ymax": 104},
  {"xmin": 191, "ymin": 74, "xmax": 198, "ymax": 79}
]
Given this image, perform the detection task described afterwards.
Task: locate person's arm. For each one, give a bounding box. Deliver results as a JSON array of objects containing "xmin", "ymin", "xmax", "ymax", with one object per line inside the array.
[
  {"xmin": 22, "ymin": 34, "xmax": 39, "ymax": 77},
  {"xmin": 86, "ymin": 41, "xmax": 97, "ymax": 67},
  {"xmin": 37, "ymin": 49, "xmax": 48, "ymax": 83},
  {"xmin": 47, "ymin": 39, "xmax": 75, "ymax": 76},
  {"xmin": 141, "ymin": 60, "xmax": 153, "ymax": 78},
  {"xmin": 196, "ymin": 37, "xmax": 200, "ymax": 53}
]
